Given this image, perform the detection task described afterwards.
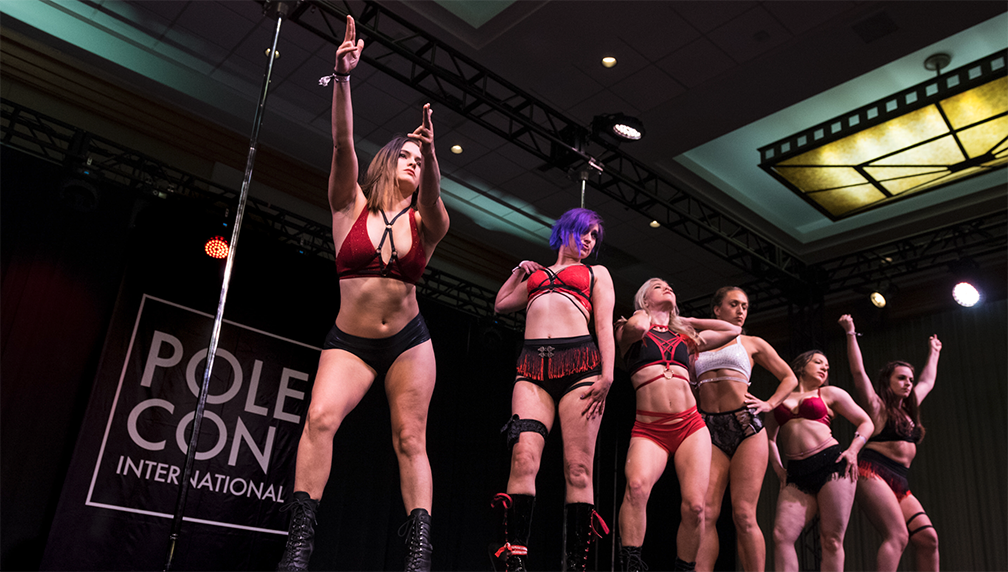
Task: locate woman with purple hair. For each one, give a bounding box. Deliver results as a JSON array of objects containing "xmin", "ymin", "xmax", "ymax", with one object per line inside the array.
[
  {"xmin": 838, "ymin": 314, "xmax": 941, "ymax": 571},
  {"xmin": 491, "ymin": 207, "xmax": 616, "ymax": 571}
]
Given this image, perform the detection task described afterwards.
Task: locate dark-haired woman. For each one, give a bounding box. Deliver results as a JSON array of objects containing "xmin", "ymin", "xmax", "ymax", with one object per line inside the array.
[
  {"xmin": 767, "ymin": 351, "xmax": 873, "ymax": 572},
  {"xmin": 277, "ymin": 15, "xmax": 449, "ymax": 572},
  {"xmin": 616, "ymin": 279, "xmax": 741, "ymax": 572},
  {"xmin": 695, "ymin": 287, "xmax": 797, "ymax": 572},
  {"xmin": 838, "ymin": 315, "xmax": 941, "ymax": 571},
  {"xmin": 492, "ymin": 207, "xmax": 615, "ymax": 572}
]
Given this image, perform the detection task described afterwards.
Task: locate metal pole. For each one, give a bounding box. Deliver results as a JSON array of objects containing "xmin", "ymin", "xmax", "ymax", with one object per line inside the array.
[{"xmin": 162, "ymin": 3, "xmax": 290, "ymax": 569}]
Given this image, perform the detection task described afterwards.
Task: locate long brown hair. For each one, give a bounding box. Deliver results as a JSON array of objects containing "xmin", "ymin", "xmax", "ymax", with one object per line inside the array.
[
  {"xmin": 876, "ymin": 361, "xmax": 925, "ymax": 441},
  {"xmin": 790, "ymin": 350, "xmax": 827, "ymax": 386},
  {"xmin": 361, "ymin": 135, "xmax": 415, "ymax": 213}
]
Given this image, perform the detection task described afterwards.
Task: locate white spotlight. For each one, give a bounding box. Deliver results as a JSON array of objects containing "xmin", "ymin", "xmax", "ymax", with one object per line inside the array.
[{"xmin": 952, "ymin": 282, "xmax": 980, "ymax": 307}]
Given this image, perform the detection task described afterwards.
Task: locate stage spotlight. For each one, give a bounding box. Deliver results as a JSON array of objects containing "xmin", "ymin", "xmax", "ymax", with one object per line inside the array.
[
  {"xmin": 952, "ymin": 282, "xmax": 980, "ymax": 307},
  {"xmin": 869, "ymin": 291, "xmax": 886, "ymax": 308},
  {"xmin": 205, "ymin": 236, "xmax": 229, "ymax": 259},
  {"xmin": 592, "ymin": 113, "xmax": 645, "ymax": 143},
  {"xmin": 949, "ymin": 257, "xmax": 982, "ymax": 307},
  {"xmin": 59, "ymin": 175, "xmax": 99, "ymax": 211}
]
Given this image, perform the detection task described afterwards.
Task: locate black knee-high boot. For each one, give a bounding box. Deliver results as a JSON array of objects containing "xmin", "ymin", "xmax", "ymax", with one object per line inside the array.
[
  {"xmin": 619, "ymin": 545, "xmax": 647, "ymax": 572},
  {"xmin": 400, "ymin": 508, "xmax": 433, "ymax": 572},
  {"xmin": 276, "ymin": 491, "xmax": 319, "ymax": 572},
  {"xmin": 492, "ymin": 493, "xmax": 534, "ymax": 572},
  {"xmin": 565, "ymin": 502, "xmax": 607, "ymax": 571}
]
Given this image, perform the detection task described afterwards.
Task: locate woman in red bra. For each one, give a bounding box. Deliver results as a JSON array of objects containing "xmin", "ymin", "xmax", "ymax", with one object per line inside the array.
[
  {"xmin": 695, "ymin": 286, "xmax": 797, "ymax": 572},
  {"xmin": 491, "ymin": 207, "xmax": 615, "ymax": 571},
  {"xmin": 615, "ymin": 279, "xmax": 741, "ymax": 572},
  {"xmin": 838, "ymin": 314, "xmax": 941, "ymax": 571},
  {"xmin": 767, "ymin": 351, "xmax": 873, "ymax": 572},
  {"xmin": 277, "ymin": 16, "xmax": 450, "ymax": 572}
]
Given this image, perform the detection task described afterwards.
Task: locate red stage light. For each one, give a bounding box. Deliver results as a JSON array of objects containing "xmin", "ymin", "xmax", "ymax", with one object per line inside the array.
[{"xmin": 204, "ymin": 236, "xmax": 229, "ymax": 259}]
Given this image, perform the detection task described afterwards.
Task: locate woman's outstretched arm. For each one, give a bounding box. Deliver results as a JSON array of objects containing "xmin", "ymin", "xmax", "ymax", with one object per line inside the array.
[{"xmin": 328, "ymin": 15, "xmax": 364, "ymax": 213}]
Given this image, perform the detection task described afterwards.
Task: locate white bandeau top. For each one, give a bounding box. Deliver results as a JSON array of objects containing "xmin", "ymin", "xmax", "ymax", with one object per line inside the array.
[{"xmin": 693, "ymin": 335, "xmax": 752, "ymax": 386}]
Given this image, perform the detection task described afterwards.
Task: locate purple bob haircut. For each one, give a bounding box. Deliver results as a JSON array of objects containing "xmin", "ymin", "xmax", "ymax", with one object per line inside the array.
[{"xmin": 549, "ymin": 208, "xmax": 605, "ymax": 256}]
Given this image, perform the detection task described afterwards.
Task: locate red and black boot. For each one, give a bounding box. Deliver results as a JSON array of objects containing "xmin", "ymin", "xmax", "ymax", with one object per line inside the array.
[
  {"xmin": 492, "ymin": 493, "xmax": 534, "ymax": 572},
  {"xmin": 564, "ymin": 503, "xmax": 608, "ymax": 571}
]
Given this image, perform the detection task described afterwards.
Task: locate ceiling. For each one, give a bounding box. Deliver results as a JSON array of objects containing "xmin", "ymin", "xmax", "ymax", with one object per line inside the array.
[{"xmin": 1, "ymin": 0, "xmax": 1006, "ymax": 324}]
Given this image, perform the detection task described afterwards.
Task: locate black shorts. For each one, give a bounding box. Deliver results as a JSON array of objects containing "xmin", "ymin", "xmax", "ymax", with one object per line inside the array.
[
  {"xmin": 701, "ymin": 406, "xmax": 764, "ymax": 458},
  {"xmin": 323, "ymin": 313, "xmax": 431, "ymax": 378},
  {"xmin": 515, "ymin": 335, "xmax": 601, "ymax": 403},
  {"xmin": 858, "ymin": 448, "xmax": 912, "ymax": 500},
  {"xmin": 786, "ymin": 444, "xmax": 846, "ymax": 495}
]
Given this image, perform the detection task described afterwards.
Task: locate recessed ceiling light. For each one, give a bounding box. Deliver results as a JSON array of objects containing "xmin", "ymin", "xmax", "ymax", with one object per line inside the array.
[
  {"xmin": 601, "ymin": 56, "xmax": 617, "ymax": 68},
  {"xmin": 649, "ymin": 220, "xmax": 660, "ymax": 228},
  {"xmin": 450, "ymin": 145, "xmax": 463, "ymax": 154}
]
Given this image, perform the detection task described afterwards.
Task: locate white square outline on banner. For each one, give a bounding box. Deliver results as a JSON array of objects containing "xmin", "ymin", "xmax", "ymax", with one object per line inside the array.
[{"xmin": 84, "ymin": 294, "xmax": 320, "ymax": 535}]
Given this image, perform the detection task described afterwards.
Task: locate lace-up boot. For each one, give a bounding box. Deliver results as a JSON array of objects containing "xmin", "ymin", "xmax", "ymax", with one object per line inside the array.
[
  {"xmin": 565, "ymin": 502, "xmax": 605, "ymax": 571},
  {"xmin": 276, "ymin": 491, "xmax": 319, "ymax": 571},
  {"xmin": 492, "ymin": 493, "xmax": 534, "ymax": 572},
  {"xmin": 619, "ymin": 545, "xmax": 647, "ymax": 572},
  {"xmin": 400, "ymin": 508, "xmax": 433, "ymax": 572}
]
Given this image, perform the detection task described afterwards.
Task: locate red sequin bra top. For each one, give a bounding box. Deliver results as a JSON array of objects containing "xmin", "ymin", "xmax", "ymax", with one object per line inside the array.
[{"xmin": 336, "ymin": 206, "xmax": 427, "ymax": 285}]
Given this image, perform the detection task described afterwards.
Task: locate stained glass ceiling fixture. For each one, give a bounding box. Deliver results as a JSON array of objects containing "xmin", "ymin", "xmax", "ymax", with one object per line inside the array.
[{"xmin": 759, "ymin": 51, "xmax": 1008, "ymax": 220}]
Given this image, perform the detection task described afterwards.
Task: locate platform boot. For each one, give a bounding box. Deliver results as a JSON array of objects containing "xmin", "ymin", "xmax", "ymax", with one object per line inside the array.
[
  {"xmin": 564, "ymin": 502, "xmax": 607, "ymax": 571},
  {"xmin": 400, "ymin": 508, "xmax": 433, "ymax": 572},
  {"xmin": 619, "ymin": 545, "xmax": 647, "ymax": 572},
  {"xmin": 492, "ymin": 493, "xmax": 534, "ymax": 572},
  {"xmin": 276, "ymin": 491, "xmax": 319, "ymax": 572}
]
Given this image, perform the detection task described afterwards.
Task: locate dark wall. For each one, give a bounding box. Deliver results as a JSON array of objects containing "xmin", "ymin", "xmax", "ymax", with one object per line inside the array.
[{"xmin": 2, "ymin": 148, "xmax": 134, "ymax": 571}]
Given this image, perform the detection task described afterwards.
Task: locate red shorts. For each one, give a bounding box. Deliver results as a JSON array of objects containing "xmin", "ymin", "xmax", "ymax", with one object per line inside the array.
[{"xmin": 630, "ymin": 405, "xmax": 706, "ymax": 455}]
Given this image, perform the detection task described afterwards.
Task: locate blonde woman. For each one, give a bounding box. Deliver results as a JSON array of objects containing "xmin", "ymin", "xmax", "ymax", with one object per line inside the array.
[{"xmin": 615, "ymin": 279, "xmax": 740, "ymax": 572}]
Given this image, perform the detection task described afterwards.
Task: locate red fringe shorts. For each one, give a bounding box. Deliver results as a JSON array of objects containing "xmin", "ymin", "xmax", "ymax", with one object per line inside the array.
[{"xmin": 516, "ymin": 335, "xmax": 601, "ymax": 403}]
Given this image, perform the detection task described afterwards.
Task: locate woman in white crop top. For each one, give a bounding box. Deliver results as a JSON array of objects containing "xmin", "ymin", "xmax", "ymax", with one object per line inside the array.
[{"xmin": 694, "ymin": 287, "xmax": 798, "ymax": 572}]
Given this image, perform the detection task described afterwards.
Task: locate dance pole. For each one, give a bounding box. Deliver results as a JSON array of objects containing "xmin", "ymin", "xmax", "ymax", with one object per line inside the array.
[{"xmin": 163, "ymin": 2, "xmax": 293, "ymax": 569}]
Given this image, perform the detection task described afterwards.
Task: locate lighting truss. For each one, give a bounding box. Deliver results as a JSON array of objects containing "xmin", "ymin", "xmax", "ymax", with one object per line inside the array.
[
  {"xmin": 816, "ymin": 210, "xmax": 1007, "ymax": 294},
  {"xmin": 0, "ymin": 98, "xmax": 523, "ymax": 331},
  {"xmin": 759, "ymin": 52, "xmax": 1007, "ymax": 220},
  {"xmin": 281, "ymin": 0, "xmax": 808, "ymax": 298}
]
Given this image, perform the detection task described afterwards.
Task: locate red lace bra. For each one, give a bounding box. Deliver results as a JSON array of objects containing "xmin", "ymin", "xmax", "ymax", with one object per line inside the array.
[{"xmin": 335, "ymin": 206, "xmax": 427, "ymax": 284}]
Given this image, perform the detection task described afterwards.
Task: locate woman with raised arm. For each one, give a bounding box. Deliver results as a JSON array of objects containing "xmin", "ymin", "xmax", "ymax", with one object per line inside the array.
[
  {"xmin": 767, "ymin": 350, "xmax": 873, "ymax": 572},
  {"xmin": 616, "ymin": 279, "xmax": 741, "ymax": 572},
  {"xmin": 838, "ymin": 314, "xmax": 941, "ymax": 571},
  {"xmin": 491, "ymin": 207, "xmax": 615, "ymax": 572},
  {"xmin": 276, "ymin": 15, "xmax": 449, "ymax": 572},
  {"xmin": 695, "ymin": 287, "xmax": 797, "ymax": 572}
]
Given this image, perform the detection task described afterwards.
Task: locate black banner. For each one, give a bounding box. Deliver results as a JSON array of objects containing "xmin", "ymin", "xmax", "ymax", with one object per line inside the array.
[{"xmin": 43, "ymin": 294, "xmax": 318, "ymax": 569}]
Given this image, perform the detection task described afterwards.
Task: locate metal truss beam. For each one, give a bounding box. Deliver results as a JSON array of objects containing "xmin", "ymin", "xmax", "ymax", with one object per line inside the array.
[
  {"xmin": 0, "ymin": 98, "xmax": 523, "ymax": 331},
  {"xmin": 284, "ymin": 0, "xmax": 807, "ymax": 299},
  {"xmin": 816, "ymin": 211, "xmax": 1007, "ymax": 294}
]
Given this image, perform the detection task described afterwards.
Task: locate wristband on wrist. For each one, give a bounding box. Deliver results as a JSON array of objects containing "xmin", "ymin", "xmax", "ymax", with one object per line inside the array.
[
  {"xmin": 846, "ymin": 331, "xmax": 862, "ymax": 337},
  {"xmin": 512, "ymin": 264, "xmax": 526, "ymax": 274},
  {"xmin": 853, "ymin": 432, "xmax": 867, "ymax": 445},
  {"xmin": 319, "ymin": 73, "xmax": 350, "ymax": 86}
]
